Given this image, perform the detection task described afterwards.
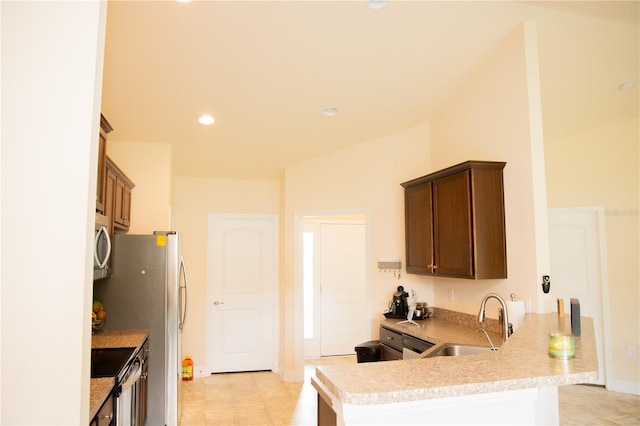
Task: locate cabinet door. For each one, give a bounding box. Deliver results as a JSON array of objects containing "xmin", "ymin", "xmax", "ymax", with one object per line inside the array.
[
  {"xmin": 379, "ymin": 326, "xmax": 403, "ymax": 352},
  {"xmin": 96, "ymin": 130, "xmax": 107, "ymax": 214},
  {"xmin": 404, "ymin": 183, "xmax": 433, "ymax": 274},
  {"xmin": 137, "ymin": 357, "xmax": 148, "ymax": 426},
  {"xmin": 106, "ymin": 157, "xmax": 134, "ymax": 232},
  {"xmin": 91, "ymin": 394, "xmax": 114, "ymax": 426},
  {"xmin": 96, "ymin": 115, "xmax": 112, "ymax": 214},
  {"xmin": 105, "ymin": 168, "xmax": 116, "ymax": 230},
  {"xmin": 317, "ymin": 394, "xmax": 337, "ymax": 426},
  {"xmin": 121, "ymin": 181, "xmax": 132, "ymax": 227},
  {"xmin": 432, "ymin": 170, "xmax": 473, "ymax": 278},
  {"xmin": 380, "ymin": 344, "xmax": 403, "ymax": 361},
  {"xmin": 113, "ymin": 177, "xmax": 132, "ymax": 228},
  {"xmin": 114, "ymin": 177, "xmax": 125, "ymax": 226}
]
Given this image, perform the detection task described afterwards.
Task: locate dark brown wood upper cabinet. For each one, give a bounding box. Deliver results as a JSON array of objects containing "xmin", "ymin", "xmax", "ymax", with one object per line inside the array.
[
  {"xmin": 401, "ymin": 161, "xmax": 507, "ymax": 279},
  {"xmin": 96, "ymin": 114, "xmax": 112, "ymax": 214},
  {"xmin": 106, "ymin": 156, "xmax": 134, "ymax": 232},
  {"xmin": 94, "ymin": 114, "xmax": 135, "ymax": 233},
  {"xmin": 404, "ymin": 183, "xmax": 433, "ymax": 275}
]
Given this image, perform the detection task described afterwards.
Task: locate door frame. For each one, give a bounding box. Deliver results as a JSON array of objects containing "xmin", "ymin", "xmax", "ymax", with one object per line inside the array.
[
  {"xmin": 548, "ymin": 206, "xmax": 612, "ymax": 387},
  {"xmin": 205, "ymin": 213, "xmax": 280, "ymax": 375},
  {"xmin": 294, "ymin": 208, "xmax": 371, "ymax": 380}
]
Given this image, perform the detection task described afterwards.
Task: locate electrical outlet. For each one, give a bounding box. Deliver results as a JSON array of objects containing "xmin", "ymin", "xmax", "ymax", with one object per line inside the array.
[
  {"xmin": 628, "ymin": 346, "xmax": 637, "ymax": 359},
  {"xmin": 448, "ymin": 289, "xmax": 455, "ymax": 303},
  {"xmin": 195, "ymin": 365, "xmax": 208, "ymax": 378}
]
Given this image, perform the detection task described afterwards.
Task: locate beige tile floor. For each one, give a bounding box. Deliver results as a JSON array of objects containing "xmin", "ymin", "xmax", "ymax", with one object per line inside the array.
[{"xmin": 180, "ymin": 355, "xmax": 640, "ymax": 425}]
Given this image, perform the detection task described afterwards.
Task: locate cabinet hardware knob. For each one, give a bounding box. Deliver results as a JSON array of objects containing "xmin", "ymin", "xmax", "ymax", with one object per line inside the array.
[{"xmin": 104, "ymin": 413, "xmax": 113, "ymax": 420}]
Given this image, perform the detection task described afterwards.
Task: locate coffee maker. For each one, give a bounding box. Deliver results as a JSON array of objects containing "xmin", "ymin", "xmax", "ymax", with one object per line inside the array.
[{"xmin": 388, "ymin": 285, "xmax": 409, "ymax": 318}]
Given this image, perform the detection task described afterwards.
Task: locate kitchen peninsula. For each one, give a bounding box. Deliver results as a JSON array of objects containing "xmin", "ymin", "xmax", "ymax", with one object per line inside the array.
[{"xmin": 312, "ymin": 312, "xmax": 598, "ymax": 425}]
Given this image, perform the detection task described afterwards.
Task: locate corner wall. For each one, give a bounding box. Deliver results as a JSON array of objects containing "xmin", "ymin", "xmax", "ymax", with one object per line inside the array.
[
  {"xmin": 282, "ymin": 124, "xmax": 432, "ymax": 381},
  {"xmin": 430, "ymin": 22, "xmax": 547, "ymax": 317}
]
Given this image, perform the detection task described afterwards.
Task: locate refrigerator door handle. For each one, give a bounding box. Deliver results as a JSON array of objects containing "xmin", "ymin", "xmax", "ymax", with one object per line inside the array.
[{"xmin": 179, "ymin": 255, "xmax": 189, "ymax": 332}]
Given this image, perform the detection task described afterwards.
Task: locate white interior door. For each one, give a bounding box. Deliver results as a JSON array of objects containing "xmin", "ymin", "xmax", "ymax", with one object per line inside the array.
[
  {"xmin": 319, "ymin": 223, "xmax": 367, "ymax": 356},
  {"xmin": 548, "ymin": 207, "xmax": 608, "ymax": 385},
  {"xmin": 207, "ymin": 214, "xmax": 278, "ymax": 373}
]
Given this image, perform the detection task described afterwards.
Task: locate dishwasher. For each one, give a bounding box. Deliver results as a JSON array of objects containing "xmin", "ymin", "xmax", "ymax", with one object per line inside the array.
[{"xmin": 402, "ymin": 334, "xmax": 434, "ymax": 359}]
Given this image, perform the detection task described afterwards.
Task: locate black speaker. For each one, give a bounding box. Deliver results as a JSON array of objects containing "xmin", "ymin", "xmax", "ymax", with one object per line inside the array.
[{"xmin": 570, "ymin": 298, "xmax": 581, "ymax": 337}]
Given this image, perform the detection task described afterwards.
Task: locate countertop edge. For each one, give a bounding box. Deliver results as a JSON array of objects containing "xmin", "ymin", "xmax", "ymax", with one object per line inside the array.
[
  {"xmin": 315, "ymin": 313, "xmax": 598, "ymax": 406},
  {"xmin": 335, "ymin": 370, "xmax": 599, "ymax": 405}
]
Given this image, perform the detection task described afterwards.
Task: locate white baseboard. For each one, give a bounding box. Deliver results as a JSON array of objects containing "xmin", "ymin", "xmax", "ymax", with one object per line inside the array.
[{"xmin": 607, "ymin": 379, "xmax": 640, "ymax": 395}]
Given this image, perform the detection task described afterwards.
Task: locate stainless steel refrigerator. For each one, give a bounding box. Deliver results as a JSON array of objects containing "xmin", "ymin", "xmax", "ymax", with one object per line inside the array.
[{"xmin": 94, "ymin": 231, "xmax": 188, "ymax": 426}]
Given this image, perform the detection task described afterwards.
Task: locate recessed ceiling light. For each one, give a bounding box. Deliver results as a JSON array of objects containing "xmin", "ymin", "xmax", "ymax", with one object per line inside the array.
[
  {"xmin": 198, "ymin": 115, "xmax": 215, "ymax": 125},
  {"xmin": 323, "ymin": 107, "xmax": 338, "ymax": 117},
  {"xmin": 177, "ymin": 0, "xmax": 191, "ymax": 3},
  {"xmin": 368, "ymin": 0, "xmax": 387, "ymax": 10}
]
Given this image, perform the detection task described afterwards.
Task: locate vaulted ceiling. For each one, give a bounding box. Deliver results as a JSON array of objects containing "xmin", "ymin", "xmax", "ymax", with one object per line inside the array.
[{"xmin": 101, "ymin": 1, "xmax": 639, "ymax": 179}]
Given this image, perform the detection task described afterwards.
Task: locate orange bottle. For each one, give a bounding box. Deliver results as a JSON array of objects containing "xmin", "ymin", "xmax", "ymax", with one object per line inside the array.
[{"xmin": 181, "ymin": 356, "xmax": 194, "ymax": 381}]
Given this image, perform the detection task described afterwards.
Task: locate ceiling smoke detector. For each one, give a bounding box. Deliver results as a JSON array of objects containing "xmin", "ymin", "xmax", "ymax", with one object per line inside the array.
[
  {"xmin": 368, "ymin": 0, "xmax": 387, "ymax": 10},
  {"xmin": 323, "ymin": 107, "xmax": 338, "ymax": 117},
  {"xmin": 620, "ymin": 78, "xmax": 637, "ymax": 91}
]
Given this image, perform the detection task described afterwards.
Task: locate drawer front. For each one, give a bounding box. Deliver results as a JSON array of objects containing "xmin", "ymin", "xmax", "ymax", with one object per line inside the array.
[
  {"xmin": 380, "ymin": 344, "xmax": 403, "ymax": 361},
  {"xmin": 380, "ymin": 326, "xmax": 403, "ymax": 352}
]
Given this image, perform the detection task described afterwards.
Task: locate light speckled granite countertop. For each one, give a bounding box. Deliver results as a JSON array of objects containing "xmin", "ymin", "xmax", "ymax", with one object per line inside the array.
[
  {"xmin": 92, "ymin": 328, "xmax": 148, "ymax": 349},
  {"xmin": 312, "ymin": 312, "xmax": 598, "ymax": 406},
  {"xmin": 90, "ymin": 329, "xmax": 148, "ymax": 420}
]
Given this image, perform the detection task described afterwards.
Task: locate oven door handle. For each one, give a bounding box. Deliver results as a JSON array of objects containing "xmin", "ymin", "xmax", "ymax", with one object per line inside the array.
[{"xmin": 119, "ymin": 356, "xmax": 143, "ymax": 392}]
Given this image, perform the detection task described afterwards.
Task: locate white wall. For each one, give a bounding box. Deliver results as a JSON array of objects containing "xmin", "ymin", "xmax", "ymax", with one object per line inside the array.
[
  {"xmin": 545, "ymin": 117, "xmax": 639, "ymax": 391},
  {"xmin": 0, "ymin": 1, "xmax": 107, "ymax": 423},
  {"xmin": 171, "ymin": 177, "xmax": 281, "ymax": 371},
  {"xmin": 429, "ymin": 22, "xmax": 547, "ymax": 318},
  {"xmin": 107, "ymin": 140, "xmax": 173, "ymax": 233}
]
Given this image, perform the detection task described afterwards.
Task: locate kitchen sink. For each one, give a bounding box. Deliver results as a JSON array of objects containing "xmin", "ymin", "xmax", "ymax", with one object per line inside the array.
[{"xmin": 426, "ymin": 343, "xmax": 497, "ymax": 357}]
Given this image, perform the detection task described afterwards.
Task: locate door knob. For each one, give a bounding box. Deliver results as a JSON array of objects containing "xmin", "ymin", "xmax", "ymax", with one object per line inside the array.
[{"xmin": 213, "ymin": 301, "xmax": 224, "ymax": 305}]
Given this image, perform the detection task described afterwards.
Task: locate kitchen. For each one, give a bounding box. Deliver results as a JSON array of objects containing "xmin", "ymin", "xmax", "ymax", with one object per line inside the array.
[{"xmin": 2, "ymin": 1, "xmax": 638, "ymax": 425}]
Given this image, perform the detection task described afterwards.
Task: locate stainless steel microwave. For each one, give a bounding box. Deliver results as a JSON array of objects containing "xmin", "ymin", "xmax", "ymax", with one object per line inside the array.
[{"xmin": 94, "ymin": 213, "xmax": 112, "ymax": 280}]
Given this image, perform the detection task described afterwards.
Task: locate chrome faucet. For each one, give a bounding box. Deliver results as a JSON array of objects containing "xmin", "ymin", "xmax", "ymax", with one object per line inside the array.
[{"xmin": 478, "ymin": 293, "xmax": 511, "ymax": 342}]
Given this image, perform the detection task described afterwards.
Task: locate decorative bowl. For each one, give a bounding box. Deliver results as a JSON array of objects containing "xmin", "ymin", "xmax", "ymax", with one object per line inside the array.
[{"xmin": 91, "ymin": 319, "xmax": 105, "ymax": 334}]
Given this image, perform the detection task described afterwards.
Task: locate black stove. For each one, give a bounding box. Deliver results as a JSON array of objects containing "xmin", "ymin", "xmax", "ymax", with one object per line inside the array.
[{"xmin": 91, "ymin": 347, "xmax": 136, "ymax": 379}]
